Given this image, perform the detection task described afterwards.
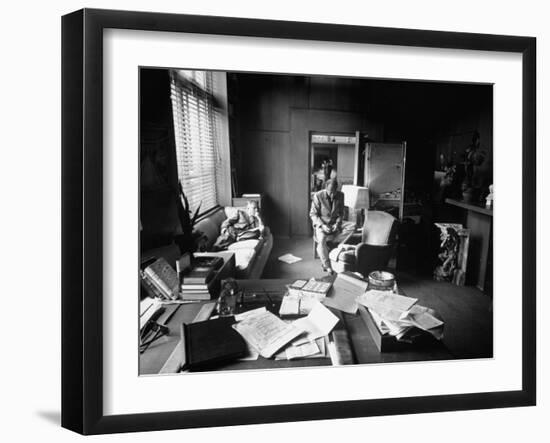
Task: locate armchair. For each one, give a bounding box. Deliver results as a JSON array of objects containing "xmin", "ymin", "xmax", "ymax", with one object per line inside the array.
[{"xmin": 328, "ymin": 210, "xmax": 399, "ymax": 277}]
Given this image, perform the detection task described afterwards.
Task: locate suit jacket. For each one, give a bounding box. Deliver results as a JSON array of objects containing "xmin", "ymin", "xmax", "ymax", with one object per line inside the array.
[{"xmin": 310, "ymin": 189, "xmax": 344, "ymax": 229}]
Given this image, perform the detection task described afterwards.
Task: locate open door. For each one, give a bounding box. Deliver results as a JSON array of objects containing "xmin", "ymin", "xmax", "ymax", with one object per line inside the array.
[
  {"xmin": 364, "ymin": 142, "xmax": 407, "ymax": 220},
  {"xmin": 353, "ymin": 131, "xmax": 369, "ymax": 186}
]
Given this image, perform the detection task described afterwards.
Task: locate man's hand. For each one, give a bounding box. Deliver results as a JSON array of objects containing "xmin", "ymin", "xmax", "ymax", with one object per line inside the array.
[{"xmin": 321, "ymin": 224, "xmax": 333, "ymax": 234}]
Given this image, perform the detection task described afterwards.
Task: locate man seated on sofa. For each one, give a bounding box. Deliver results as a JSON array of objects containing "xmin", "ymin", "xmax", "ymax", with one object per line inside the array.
[
  {"xmin": 310, "ymin": 179, "xmax": 354, "ymax": 274},
  {"xmin": 212, "ymin": 200, "xmax": 265, "ymax": 251}
]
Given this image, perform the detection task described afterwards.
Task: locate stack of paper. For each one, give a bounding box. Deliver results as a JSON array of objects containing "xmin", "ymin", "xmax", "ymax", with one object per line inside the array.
[
  {"xmin": 233, "ymin": 301, "xmax": 339, "ymax": 361},
  {"xmin": 279, "ymin": 279, "xmax": 332, "ymax": 316},
  {"xmin": 357, "ymin": 289, "xmax": 444, "ymax": 340}
]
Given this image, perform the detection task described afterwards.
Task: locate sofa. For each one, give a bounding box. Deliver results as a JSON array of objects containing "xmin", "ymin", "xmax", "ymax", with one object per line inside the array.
[
  {"xmin": 142, "ymin": 206, "xmax": 273, "ymax": 280},
  {"xmin": 193, "ymin": 206, "xmax": 273, "ymax": 279}
]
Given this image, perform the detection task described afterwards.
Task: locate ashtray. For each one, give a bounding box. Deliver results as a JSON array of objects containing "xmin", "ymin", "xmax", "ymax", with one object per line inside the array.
[{"xmin": 367, "ymin": 271, "xmax": 396, "ymax": 290}]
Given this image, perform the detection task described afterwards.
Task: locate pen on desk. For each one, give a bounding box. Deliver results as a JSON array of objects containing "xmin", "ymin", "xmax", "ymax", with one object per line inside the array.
[{"xmin": 262, "ymin": 289, "xmax": 274, "ymax": 307}]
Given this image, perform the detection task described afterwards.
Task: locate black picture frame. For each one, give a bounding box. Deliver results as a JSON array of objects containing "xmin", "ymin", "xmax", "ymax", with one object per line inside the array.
[{"xmin": 61, "ymin": 8, "xmax": 536, "ymax": 435}]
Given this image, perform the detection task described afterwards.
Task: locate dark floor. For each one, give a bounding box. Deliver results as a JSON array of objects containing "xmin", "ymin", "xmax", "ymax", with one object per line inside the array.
[
  {"xmin": 262, "ymin": 236, "xmax": 493, "ymax": 359},
  {"xmin": 263, "ymin": 236, "xmax": 326, "ymax": 280}
]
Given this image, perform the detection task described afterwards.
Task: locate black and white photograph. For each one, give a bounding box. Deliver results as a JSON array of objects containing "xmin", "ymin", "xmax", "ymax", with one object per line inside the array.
[
  {"xmin": 139, "ymin": 68, "xmax": 494, "ymax": 375},
  {"xmin": 1, "ymin": 0, "xmax": 544, "ymax": 440}
]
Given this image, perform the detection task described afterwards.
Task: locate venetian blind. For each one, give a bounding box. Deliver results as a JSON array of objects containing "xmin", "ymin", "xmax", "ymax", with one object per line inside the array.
[{"xmin": 170, "ymin": 70, "xmax": 221, "ymax": 215}]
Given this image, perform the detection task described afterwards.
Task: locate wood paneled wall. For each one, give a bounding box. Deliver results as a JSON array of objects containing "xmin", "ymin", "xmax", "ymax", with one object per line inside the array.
[{"xmin": 230, "ymin": 74, "xmax": 383, "ymax": 237}]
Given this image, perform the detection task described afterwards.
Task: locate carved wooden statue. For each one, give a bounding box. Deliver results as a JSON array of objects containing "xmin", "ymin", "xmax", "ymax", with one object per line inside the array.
[{"xmin": 434, "ymin": 223, "xmax": 470, "ymax": 285}]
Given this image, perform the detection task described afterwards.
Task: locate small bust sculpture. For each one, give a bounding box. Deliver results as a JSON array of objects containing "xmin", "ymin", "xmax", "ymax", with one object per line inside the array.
[{"xmin": 485, "ymin": 184, "xmax": 494, "ymax": 208}]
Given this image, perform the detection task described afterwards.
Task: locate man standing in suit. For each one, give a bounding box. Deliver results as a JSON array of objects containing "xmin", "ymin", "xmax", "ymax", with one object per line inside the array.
[{"xmin": 310, "ymin": 179, "xmax": 354, "ymax": 274}]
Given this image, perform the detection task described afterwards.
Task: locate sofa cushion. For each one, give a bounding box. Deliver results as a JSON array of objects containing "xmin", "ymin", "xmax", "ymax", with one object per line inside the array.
[
  {"xmin": 233, "ymin": 248, "xmax": 257, "ymax": 271},
  {"xmin": 227, "ymin": 239, "xmax": 261, "ymax": 251}
]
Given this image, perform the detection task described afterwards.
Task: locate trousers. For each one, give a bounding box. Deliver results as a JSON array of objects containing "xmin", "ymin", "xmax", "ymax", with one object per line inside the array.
[{"xmin": 314, "ymin": 221, "xmax": 355, "ymax": 268}]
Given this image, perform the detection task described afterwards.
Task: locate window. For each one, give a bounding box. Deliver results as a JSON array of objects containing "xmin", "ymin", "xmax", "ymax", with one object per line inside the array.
[{"xmin": 170, "ymin": 70, "xmax": 224, "ymax": 216}]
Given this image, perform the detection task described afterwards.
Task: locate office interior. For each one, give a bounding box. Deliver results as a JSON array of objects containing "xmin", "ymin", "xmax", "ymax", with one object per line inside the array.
[{"xmin": 139, "ymin": 68, "xmax": 493, "ymax": 364}]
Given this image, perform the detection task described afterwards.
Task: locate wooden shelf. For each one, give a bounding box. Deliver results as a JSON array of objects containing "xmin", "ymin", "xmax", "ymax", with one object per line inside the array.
[{"xmin": 445, "ymin": 198, "xmax": 493, "ymax": 217}]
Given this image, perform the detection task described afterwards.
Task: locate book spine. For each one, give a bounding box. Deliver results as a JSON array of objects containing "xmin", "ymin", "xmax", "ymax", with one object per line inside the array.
[
  {"xmin": 144, "ymin": 268, "xmax": 174, "ymax": 299},
  {"xmin": 300, "ymin": 290, "xmax": 327, "ymax": 300},
  {"xmin": 179, "ymin": 292, "xmax": 211, "ymax": 301},
  {"xmin": 140, "ymin": 271, "xmax": 168, "ymax": 300}
]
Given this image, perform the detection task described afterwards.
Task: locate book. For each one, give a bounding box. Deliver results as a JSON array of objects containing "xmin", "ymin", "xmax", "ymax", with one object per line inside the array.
[
  {"xmin": 180, "ymin": 284, "xmax": 209, "ymax": 290},
  {"xmin": 179, "ymin": 290, "xmax": 211, "ymax": 301},
  {"xmin": 183, "ymin": 266, "xmax": 215, "ymax": 285},
  {"xmin": 300, "ymin": 278, "xmax": 332, "ymax": 299},
  {"xmin": 193, "ymin": 256, "xmax": 223, "ymax": 270},
  {"xmin": 143, "ymin": 258, "xmax": 179, "ymax": 300},
  {"xmin": 287, "ymin": 279, "xmax": 308, "ymax": 296},
  {"xmin": 278, "ymin": 294, "xmax": 301, "ymax": 317},
  {"xmin": 181, "ymin": 316, "xmax": 247, "ymax": 370},
  {"xmin": 140, "ymin": 270, "xmax": 168, "ymax": 300},
  {"xmin": 279, "ymin": 292, "xmax": 318, "ymax": 317}
]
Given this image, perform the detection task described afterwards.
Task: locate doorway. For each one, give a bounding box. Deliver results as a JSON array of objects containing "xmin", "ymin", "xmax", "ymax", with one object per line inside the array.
[{"xmin": 309, "ymin": 132, "xmax": 356, "ymax": 193}]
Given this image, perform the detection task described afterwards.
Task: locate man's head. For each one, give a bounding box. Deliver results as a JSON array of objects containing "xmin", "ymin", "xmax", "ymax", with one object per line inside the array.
[
  {"xmin": 246, "ymin": 200, "xmax": 259, "ymax": 217},
  {"xmin": 325, "ymin": 179, "xmax": 338, "ymax": 198}
]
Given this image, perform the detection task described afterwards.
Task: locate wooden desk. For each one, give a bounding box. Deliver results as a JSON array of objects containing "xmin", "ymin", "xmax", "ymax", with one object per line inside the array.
[
  {"xmin": 140, "ymin": 278, "xmax": 460, "ymax": 374},
  {"xmin": 445, "ymin": 198, "xmax": 493, "ymax": 293}
]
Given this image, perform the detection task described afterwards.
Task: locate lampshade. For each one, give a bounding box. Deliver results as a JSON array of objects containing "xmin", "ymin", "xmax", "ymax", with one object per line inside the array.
[{"xmin": 342, "ymin": 185, "xmax": 369, "ymax": 209}]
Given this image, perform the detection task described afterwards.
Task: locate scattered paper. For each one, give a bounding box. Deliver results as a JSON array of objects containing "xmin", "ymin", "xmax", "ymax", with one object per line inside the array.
[
  {"xmin": 369, "ymin": 308, "xmax": 411, "ymax": 336},
  {"xmin": 322, "ymin": 272, "xmax": 368, "ymax": 314},
  {"xmin": 278, "ymin": 253, "xmax": 302, "ymax": 264},
  {"xmin": 275, "ymin": 337, "xmax": 327, "ymax": 360},
  {"xmin": 357, "ymin": 290, "xmax": 417, "ymax": 321},
  {"xmin": 293, "ymin": 302, "xmax": 339, "ymax": 345},
  {"xmin": 285, "ymin": 341, "xmax": 320, "ymax": 360},
  {"xmin": 399, "ymin": 305, "xmax": 444, "ymax": 331},
  {"xmin": 234, "ymin": 307, "xmax": 266, "ymax": 322},
  {"xmin": 232, "ymin": 311, "xmax": 304, "ymax": 358},
  {"xmin": 299, "ymin": 294, "xmax": 318, "ymax": 315}
]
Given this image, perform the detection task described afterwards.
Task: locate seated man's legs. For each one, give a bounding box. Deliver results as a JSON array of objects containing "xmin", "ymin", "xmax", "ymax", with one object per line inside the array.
[
  {"xmin": 315, "ymin": 227, "xmax": 333, "ymax": 270},
  {"xmin": 332, "ymin": 221, "xmax": 356, "ymax": 243},
  {"xmin": 316, "ymin": 221, "xmax": 356, "ymax": 270}
]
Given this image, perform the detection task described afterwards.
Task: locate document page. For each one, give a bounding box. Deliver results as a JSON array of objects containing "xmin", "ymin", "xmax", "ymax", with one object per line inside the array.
[
  {"xmin": 322, "ymin": 272, "xmax": 368, "ymax": 314},
  {"xmin": 357, "ymin": 290, "xmax": 417, "ymax": 321},
  {"xmin": 234, "ymin": 307, "xmax": 266, "ymax": 322},
  {"xmin": 400, "ymin": 305, "xmax": 444, "ymax": 331},
  {"xmin": 275, "ymin": 337, "xmax": 326, "ymax": 360},
  {"xmin": 233, "ymin": 311, "xmax": 304, "ymax": 358},
  {"xmin": 293, "ymin": 302, "xmax": 339, "ymax": 345}
]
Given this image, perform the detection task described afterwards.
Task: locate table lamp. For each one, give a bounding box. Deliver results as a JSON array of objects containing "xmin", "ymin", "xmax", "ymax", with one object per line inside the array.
[{"xmin": 342, "ymin": 184, "xmax": 369, "ymax": 228}]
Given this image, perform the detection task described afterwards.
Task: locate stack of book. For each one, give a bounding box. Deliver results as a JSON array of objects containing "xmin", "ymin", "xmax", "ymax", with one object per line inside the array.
[
  {"xmin": 139, "ymin": 257, "xmax": 179, "ymax": 300},
  {"xmin": 180, "ymin": 256, "xmax": 224, "ymax": 300},
  {"xmin": 279, "ymin": 278, "xmax": 333, "ymax": 317}
]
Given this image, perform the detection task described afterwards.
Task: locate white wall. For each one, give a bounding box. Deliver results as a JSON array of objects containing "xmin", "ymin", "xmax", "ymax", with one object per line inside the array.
[{"xmin": 0, "ymin": 1, "xmax": 547, "ymax": 442}]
